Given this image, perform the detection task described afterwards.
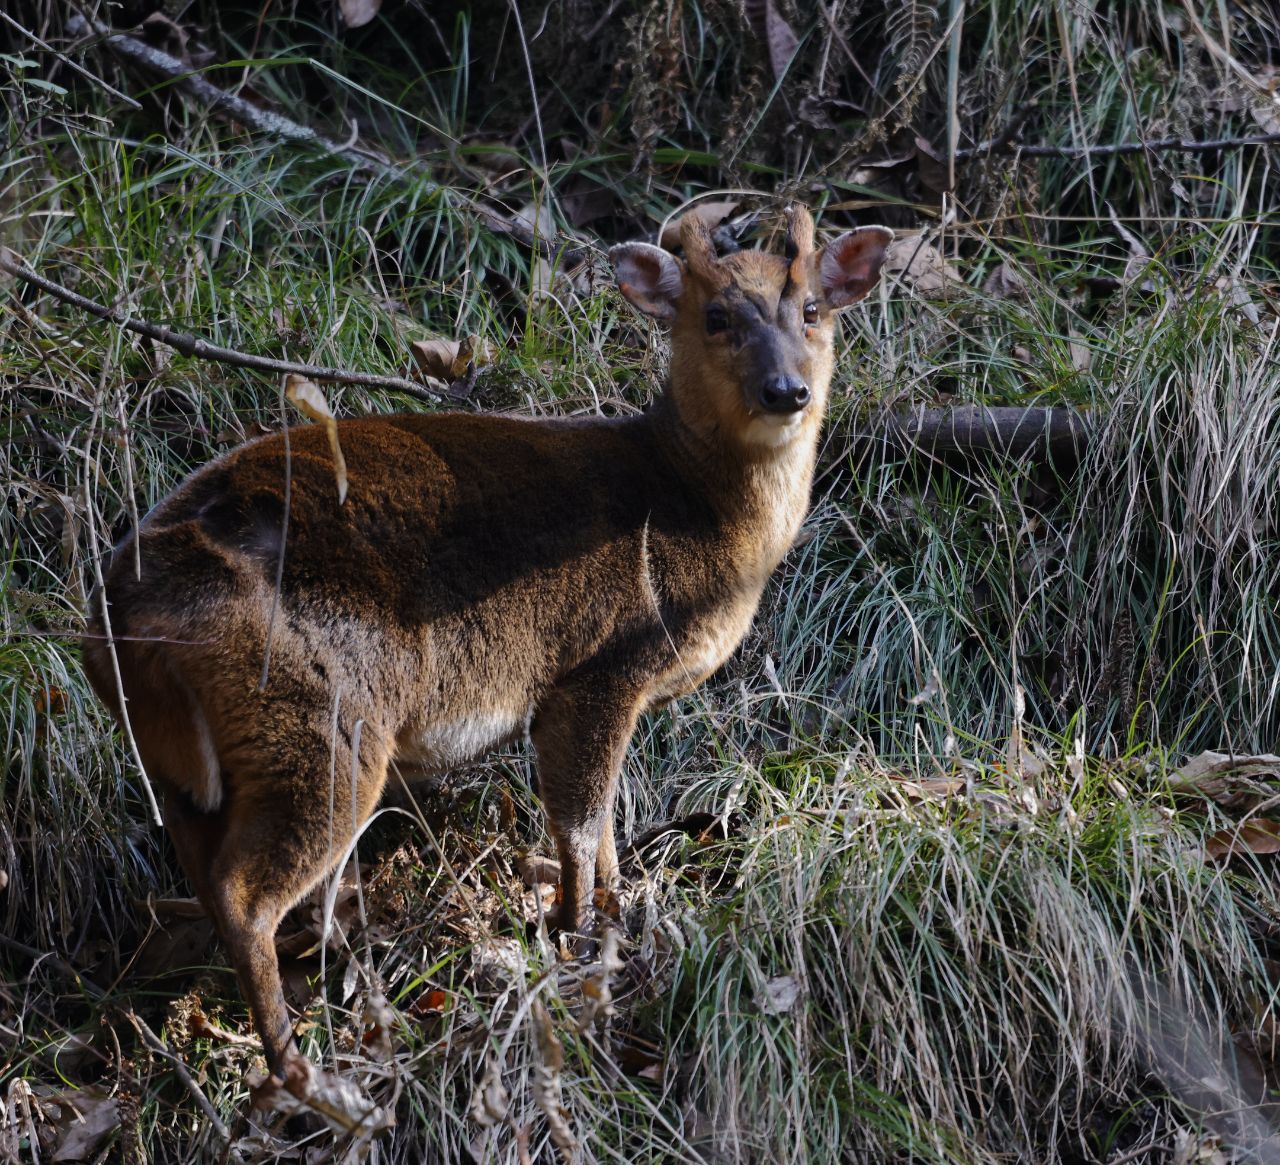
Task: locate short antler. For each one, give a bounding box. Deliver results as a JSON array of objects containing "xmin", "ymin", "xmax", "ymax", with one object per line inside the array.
[
  {"xmin": 785, "ymin": 205, "xmax": 816, "ymax": 283},
  {"xmin": 680, "ymin": 211, "xmax": 731, "ymax": 290}
]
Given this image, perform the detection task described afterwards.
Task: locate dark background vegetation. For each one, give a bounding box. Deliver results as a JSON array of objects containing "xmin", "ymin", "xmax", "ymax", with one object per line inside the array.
[{"xmin": 4, "ymin": 2, "xmax": 1280, "ymax": 1162}]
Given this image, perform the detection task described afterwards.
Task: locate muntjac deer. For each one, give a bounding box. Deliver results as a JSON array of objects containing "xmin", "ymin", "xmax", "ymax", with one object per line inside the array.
[{"xmin": 83, "ymin": 207, "xmax": 891, "ymax": 1080}]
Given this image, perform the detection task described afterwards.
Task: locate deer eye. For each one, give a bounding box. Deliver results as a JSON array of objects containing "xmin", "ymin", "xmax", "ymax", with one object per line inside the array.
[
  {"xmin": 705, "ymin": 304, "xmax": 729, "ymax": 335},
  {"xmin": 803, "ymin": 301, "xmax": 819, "ymax": 324}
]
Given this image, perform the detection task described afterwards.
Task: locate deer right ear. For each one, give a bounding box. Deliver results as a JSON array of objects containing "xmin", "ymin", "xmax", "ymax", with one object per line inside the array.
[
  {"xmin": 818, "ymin": 226, "xmax": 894, "ymax": 310},
  {"xmin": 610, "ymin": 242, "xmax": 685, "ymax": 322}
]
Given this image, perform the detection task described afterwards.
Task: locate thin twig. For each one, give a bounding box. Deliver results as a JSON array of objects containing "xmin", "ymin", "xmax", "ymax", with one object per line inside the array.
[
  {"xmin": 0, "ymin": 935, "xmax": 234, "ymax": 1145},
  {"xmin": 64, "ymin": 13, "xmax": 400, "ymax": 176},
  {"xmin": 63, "ymin": 15, "xmax": 592, "ymax": 269},
  {"xmin": 0, "ymin": 11, "xmax": 143, "ymax": 109},
  {"xmin": 0, "ymin": 248, "xmax": 443, "ymax": 401},
  {"xmin": 955, "ymin": 129, "xmax": 1280, "ymax": 160},
  {"xmin": 127, "ymin": 1012, "xmax": 234, "ymax": 1144}
]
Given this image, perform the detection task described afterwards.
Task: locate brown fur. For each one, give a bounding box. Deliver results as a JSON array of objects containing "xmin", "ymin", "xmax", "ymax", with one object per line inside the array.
[{"xmin": 82, "ymin": 208, "xmax": 891, "ymax": 1077}]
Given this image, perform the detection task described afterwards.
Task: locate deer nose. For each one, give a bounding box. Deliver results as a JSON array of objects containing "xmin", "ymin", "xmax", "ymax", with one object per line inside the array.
[{"xmin": 757, "ymin": 375, "xmax": 811, "ymax": 415}]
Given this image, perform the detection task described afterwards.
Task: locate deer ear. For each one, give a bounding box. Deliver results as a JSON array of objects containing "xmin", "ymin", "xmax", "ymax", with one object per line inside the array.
[
  {"xmin": 611, "ymin": 242, "xmax": 685, "ymax": 322},
  {"xmin": 818, "ymin": 226, "xmax": 894, "ymax": 310}
]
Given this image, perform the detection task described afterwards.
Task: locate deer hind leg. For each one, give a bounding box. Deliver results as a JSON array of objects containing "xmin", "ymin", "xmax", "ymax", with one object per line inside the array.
[
  {"xmin": 188, "ymin": 727, "xmax": 389, "ymax": 1077},
  {"xmin": 531, "ymin": 682, "xmax": 640, "ymax": 937}
]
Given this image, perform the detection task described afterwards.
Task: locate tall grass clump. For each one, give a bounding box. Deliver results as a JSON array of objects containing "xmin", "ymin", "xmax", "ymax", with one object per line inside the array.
[{"xmin": 633, "ymin": 753, "xmax": 1276, "ymax": 1164}]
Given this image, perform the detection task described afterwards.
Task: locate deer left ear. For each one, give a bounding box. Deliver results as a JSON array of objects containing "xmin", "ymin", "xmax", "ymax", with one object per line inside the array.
[
  {"xmin": 611, "ymin": 242, "xmax": 685, "ymax": 322},
  {"xmin": 818, "ymin": 226, "xmax": 894, "ymax": 310}
]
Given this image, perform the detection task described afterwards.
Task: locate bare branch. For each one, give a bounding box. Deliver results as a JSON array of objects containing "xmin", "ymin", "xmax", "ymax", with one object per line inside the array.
[
  {"xmin": 64, "ymin": 15, "xmax": 591, "ymax": 269},
  {"xmin": 956, "ymin": 130, "xmax": 1280, "ymax": 161},
  {"xmin": 830, "ymin": 405, "xmax": 1092, "ymax": 476},
  {"xmin": 0, "ymin": 248, "xmax": 444, "ymax": 401}
]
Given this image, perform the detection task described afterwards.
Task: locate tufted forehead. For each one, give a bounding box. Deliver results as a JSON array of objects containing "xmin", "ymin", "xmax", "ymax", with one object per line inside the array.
[{"xmin": 696, "ymin": 249, "xmax": 800, "ymax": 300}]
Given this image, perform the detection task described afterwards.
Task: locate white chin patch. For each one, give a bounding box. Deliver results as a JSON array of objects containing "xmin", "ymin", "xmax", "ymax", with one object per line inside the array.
[{"xmin": 745, "ymin": 411, "xmax": 806, "ymax": 447}]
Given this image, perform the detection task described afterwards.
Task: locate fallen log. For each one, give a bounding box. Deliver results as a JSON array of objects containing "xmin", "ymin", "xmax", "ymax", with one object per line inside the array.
[
  {"xmin": 878, "ymin": 404, "xmax": 1091, "ymax": 463},
  {"xmin": 828, "ymin": 405, "xmax": 1093, "ymax": 483}
]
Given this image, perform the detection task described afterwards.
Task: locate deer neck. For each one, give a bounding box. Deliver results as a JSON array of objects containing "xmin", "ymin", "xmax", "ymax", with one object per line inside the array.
[{"xmin": 647, "ymin": 384, "xmax": 822, "ymax": 574}]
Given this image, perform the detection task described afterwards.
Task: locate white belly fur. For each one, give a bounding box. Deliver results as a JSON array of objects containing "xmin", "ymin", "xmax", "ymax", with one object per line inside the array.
[{"xmin": 395, "ymin": 709, "xmax": 527, "ymax": 775}]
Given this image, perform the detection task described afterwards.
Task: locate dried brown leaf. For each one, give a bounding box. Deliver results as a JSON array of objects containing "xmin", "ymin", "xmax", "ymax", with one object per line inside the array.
[
  {"xmin": 516, "ymin": 201, "xmax": 558, "ymax": 294},
  {"xmin": 410, "ymin": 338, "xmax": 464, "ymax": 380},
  {"xmin": 276, "ymin": 858, "xmax": 365, "ymax": 958},
  {"xmin": 249, "ymin": 1051, "xmax": 392, "ymax": 1136},
  {"xmin": 744, "ymin": 0, "xmax": 800, "ymax": 82},
  {"xmin": 285, "ymin": 375, "xmax": 348, "ymax": 505},
  {"xmin": 1170, "ymin": 751, "xmax": 1280, "ymax": 810},
  {"xmin": 578, "ymin": 927, "xmax": 623, "ymax": 1032},
  {"xmin": 532, "ymin": 1001, "xmax": 578, "ymax": 1159},
  {"xmin": 1068, "ymin": 328, "xmax": 1093, "ymax": 373},
  {"xmin": 361, "ymin": 990, "xmax": 395, "ymax": 1061},
  {"xmin": 42, "ymin": 1087, "xmax": 119, "ymax": 1163},
  {"xmin": 1205, "ymin": 818, "xmax": 1280, "ymax": 862},
  {"xmin": 411, "ymin": 335, "xmax": 492, "ymax": 383},
  {"xmin": 517, "ymin": 853, "xmax": 561, "ymax": 887},
  {"xmin": 468, "ymin": 1057, "xmax": 510, "ymax": 1130},
  {"xmin": 884, "ymin": 237, "xmax": 963, "ymax": 296},
  {"xmin": 983, "ymin": 261, "xmax": 1027, "ymax": 299}
]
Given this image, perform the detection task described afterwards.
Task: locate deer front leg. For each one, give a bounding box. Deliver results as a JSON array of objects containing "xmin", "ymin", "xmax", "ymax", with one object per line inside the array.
[{"xmin": 530, "ymin": 682, "xmax": 640, "ymax": 936}]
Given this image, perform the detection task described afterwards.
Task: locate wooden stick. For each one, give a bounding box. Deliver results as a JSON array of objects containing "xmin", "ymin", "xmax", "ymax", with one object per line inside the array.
[
  {"xmin": 64, "ymin": 15, "xmax": 590, "ymax": 269},
  {"xmin": 1, "ymin": 247, "xmax": 444, "ymax": 402},
  {"xmin": 955, "ymin": 130, "xmax": 1280, "ymax": 161},
  {"xmin": 833, "ymin": 405, "xmax": 1092, "ymax": 472},
  {"xmin": 881, "ymin": 403, "xmax": 1091, "ymax": 461}
]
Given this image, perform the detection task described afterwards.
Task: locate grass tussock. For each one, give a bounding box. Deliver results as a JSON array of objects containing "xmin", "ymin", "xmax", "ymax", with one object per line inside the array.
[{"xmin": 4, "ymin": 0, "xmax": 1280, "ymax": 1160}]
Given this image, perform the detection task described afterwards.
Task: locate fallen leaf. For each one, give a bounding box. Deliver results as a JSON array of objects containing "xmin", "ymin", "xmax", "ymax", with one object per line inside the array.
[
  {"xmin": 757, "ymin": 973, "xmax": 802, "ymax": 1015},
  {"xmin": 578, "ymin": 927, "xmax": 623, "ymax": 1033},
  {"xmin": 409, "ymin": 988, "xmax": 449, "ymax": 1016},
  {"xmin": 250, "ymin": 1051, "xmax": 392, "ymax": 1136},
  {"xmin": 1213, "ymin": 275, "xmax": 1261, "ymax": 325},
  {"xmin": 1205, "ymin": 818, "xmax": 1280, "ymax": 862},
  {"xmin": 895, "ymin": 777, "xmax": 965, "ymax": 800},
  {"xmin": 907, "ymin": 670, "xmax": 942, "ymax": 705},
  {"xmin": 983, "ymin": 261, "xmax": 1027, "ymax": 299},
  {"xmin": 1171, "ymin": 751, "xmax": 1280, "ymax": 810},
  {"xmin": 1251, "ymin": 96, "xmax": 1280, "ymax": 135},
  {"xmin": 275, "ymin": 858, "xmax": 365, "ymax": 958},
  {"xmin": 468, "ymin": 1057, "xmax": 510, "ymax": 1130},
  {"xmin": 884, "ymin": 236, "xmax": 963, "ymax": 296},
  {"xmin": 1067, "ymin": 327, "xmax": 1093, "ymax": 372},
  {"xmin": 744, "ymin": 0, "xmax": 800, "ymax": 82},
  {"xmin": 532, "ymin": 1001, "xmax": 577, "ymax": 1156},
  {"xmin": 361, "ymin": 990, "xmax": 395, "ymax": 1061},
  {"xmin": 410, "ymin": 338, "xmax": 464, "ymax": 380},
  {"xmin": 659, "ymin": 201, "xmax": 741, "ymax": 252},
  {"xmin": 41, "ymin": 1087, "xmax": 119, "ymax": 1163},
  {"xmin": 410, "ymin": 335, "xmax": 493, "ymax": 382},
  {"xmin": 285, "ymin": 375, "xmax": 348, "ymax": 505},
  {"xmin": 1108, "ymin": 206, "xmax": 1160, "ymax": 294},
  {"xmin": 339, "ymin": 0, "xmax": 382, "ymax": 29},
  {"xmin": 190, "ymin": 1009, "xmax": 260, "ymax": 1048},
  {"xmin": 516, "ymin": 200, "xmax": 558, "ymax": 295},
  {"xmin": 517, "ymin": 854, "xmax": 561, "ymax": 887}
]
